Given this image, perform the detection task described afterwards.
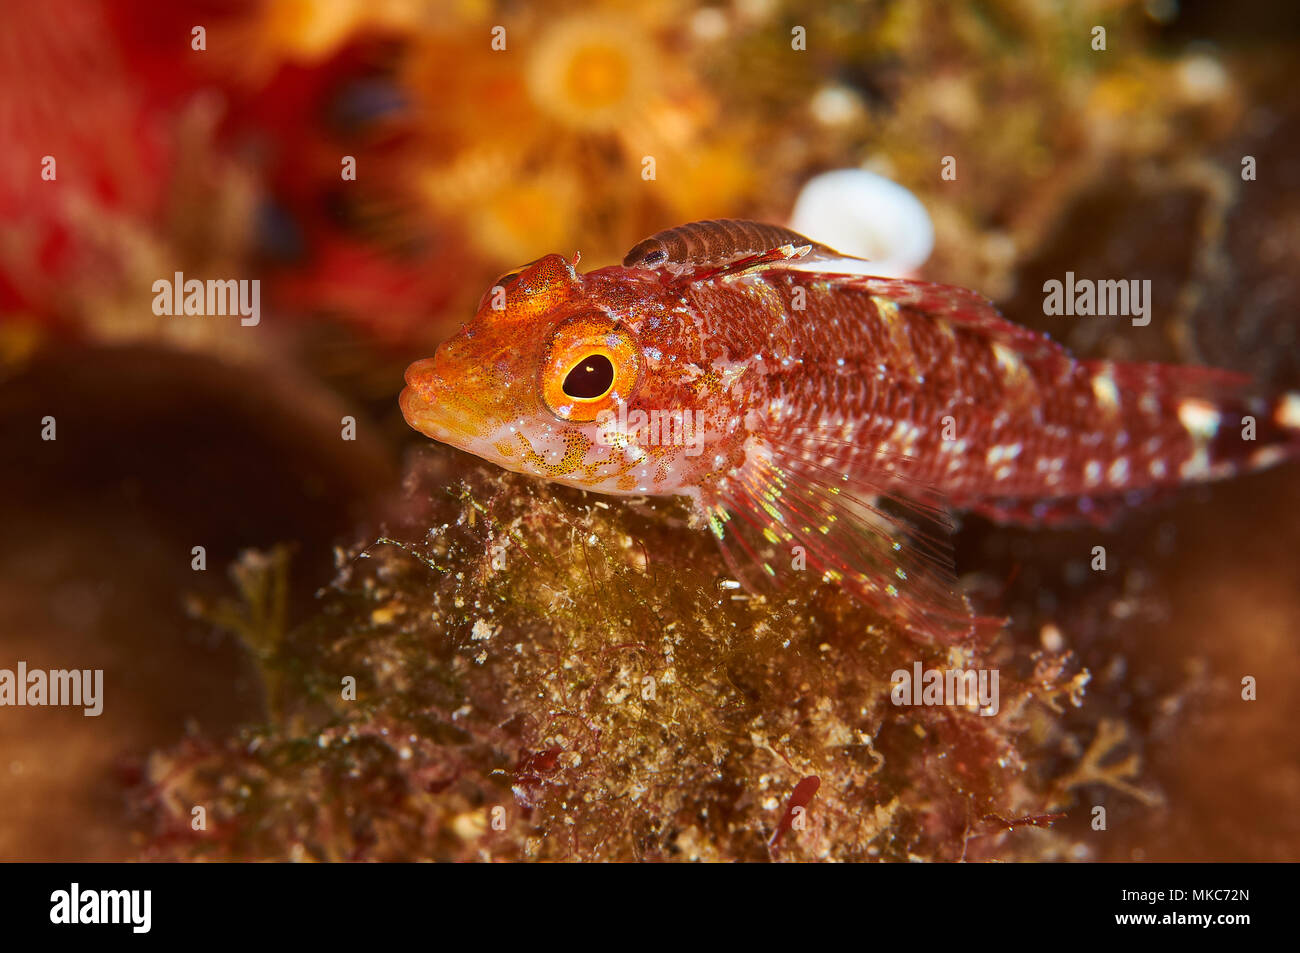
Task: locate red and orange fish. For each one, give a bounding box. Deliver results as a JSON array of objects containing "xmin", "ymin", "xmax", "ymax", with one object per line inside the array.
[{"xmin": 400, "ymin": 220, "xmax": 1300, "ymax": 641}]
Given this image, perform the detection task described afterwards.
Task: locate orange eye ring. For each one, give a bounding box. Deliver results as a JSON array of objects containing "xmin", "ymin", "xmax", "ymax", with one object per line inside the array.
[{"xmin": 541, "ymin": 314, "xmax": 640, "ymax": 422}]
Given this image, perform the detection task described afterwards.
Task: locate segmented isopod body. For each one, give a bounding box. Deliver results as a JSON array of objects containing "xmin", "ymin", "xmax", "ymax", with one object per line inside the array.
[{"xmin": 623, "ymin": 219, "xmax": 829, "ymax": 270}]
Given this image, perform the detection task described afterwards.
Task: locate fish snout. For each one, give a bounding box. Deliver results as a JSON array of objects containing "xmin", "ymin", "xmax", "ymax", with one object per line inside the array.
[
  {"xmin": 402, "ymin": 356, "xmax": 439, "ymax": 391},
  {"xmin": 400, "ymin": 353, "xmax": 505, "ymax": 449},
  {"xmin": 400, "ymin": 357, "xmax": 456, "ymax": 442}
]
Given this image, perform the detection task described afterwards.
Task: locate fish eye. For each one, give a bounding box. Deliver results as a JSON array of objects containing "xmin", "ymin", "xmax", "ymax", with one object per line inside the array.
[
  {"xmin": 542, "ymin": 314, "xmax": 641, "ymax": 421},
  {"xmin": 562, "ymin": 355, "xmax": 615, "ymax": 401}
]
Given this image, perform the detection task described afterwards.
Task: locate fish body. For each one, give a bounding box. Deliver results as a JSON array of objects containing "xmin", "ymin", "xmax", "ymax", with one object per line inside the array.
[{"xmin": 401, "ymin": 220, "xmax": 1300, "ymax": 640}]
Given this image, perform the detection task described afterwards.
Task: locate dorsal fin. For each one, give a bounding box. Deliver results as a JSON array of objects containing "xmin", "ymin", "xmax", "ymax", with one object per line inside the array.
[{"xmin": 623, "ymin": 219, "xmax": 835, "ymax": 272}]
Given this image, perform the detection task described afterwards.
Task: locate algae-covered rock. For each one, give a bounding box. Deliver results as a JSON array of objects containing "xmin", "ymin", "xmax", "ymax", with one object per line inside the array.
[{"xmin": 132, "ymin": 449, "xmax": 1090, "ymax": 862}]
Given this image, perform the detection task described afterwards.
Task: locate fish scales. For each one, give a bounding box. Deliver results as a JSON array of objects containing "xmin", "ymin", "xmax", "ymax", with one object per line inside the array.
[
  {"xmin": 401, "ymin": 220, "xmax": 1300, "ymax": 641},
  {"xmin": 679, "ymin": 269, "xmax": 1227, "ymax": 507}
]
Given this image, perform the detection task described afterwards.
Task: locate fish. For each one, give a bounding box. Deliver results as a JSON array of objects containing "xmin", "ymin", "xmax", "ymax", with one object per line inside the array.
[{"xmin": 400, "ymin": 219, "xmax": 1300, "ymax": 642}]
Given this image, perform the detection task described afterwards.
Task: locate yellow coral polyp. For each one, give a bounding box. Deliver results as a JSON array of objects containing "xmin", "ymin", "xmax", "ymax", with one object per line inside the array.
[
  {"xmin": 527, "ymin": 16, "xmax": 653, "ymax": 131},
  {"xmin": 473, "ymin": 175, "xmax": 579, "ymax": 263},
  {"xmin": 564, "ymin": 45, "xmax": 631, "ymax": 109}
]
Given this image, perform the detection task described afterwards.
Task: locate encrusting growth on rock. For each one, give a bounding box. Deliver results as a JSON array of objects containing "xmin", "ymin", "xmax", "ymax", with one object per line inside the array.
[{"xmin": 134, "ymin": 451, "xmax": 1096, "ymax": 862}]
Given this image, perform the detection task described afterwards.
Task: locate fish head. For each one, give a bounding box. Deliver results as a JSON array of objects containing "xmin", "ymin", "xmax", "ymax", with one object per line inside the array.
[{"xmin": 403, "ymin": 253, "xmax": 707, "ymax": 494}]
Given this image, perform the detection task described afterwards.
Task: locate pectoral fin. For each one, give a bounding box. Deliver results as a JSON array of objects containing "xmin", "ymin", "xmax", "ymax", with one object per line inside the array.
[{"xmin": 702, "ymin": 428, "xmax": 1005, "ymax": 644}]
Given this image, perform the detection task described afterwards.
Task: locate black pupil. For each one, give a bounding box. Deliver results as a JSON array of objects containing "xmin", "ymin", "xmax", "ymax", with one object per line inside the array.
[{"xmin": 562, "ymin": 354, "xmax": 615, "ymax": 400}]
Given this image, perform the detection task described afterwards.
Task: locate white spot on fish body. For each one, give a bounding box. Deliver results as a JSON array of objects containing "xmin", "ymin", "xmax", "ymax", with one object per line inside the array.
[
  {"xmin": 988, "ymin": 443, "xmax": 1023, "ymax": 465},
  {"xmin": 1180, "ymin": 447, "xmax": 1210, "ymax": 479},
  {"xmin": 1251, "ymin": 446, "xmax": 1288, "ymax": 469},
  {"xmin": 1276, "ymin": 392, "xmax": 1300, "ymax": 429},
  {"xmin": 1107, "ymin": 457, "xmax": 1129, "ymax": 485},
  {"xmin": 1091, "ymin": 373, "xmax": 1120, "ymax": 413},
  {"xmin": 1178, "ymin": 399, "xmax": 1221, "ymax": 440},
  {"xmin": 991, "ymin": 342, "xmax": 1024, "ymax": 379}
]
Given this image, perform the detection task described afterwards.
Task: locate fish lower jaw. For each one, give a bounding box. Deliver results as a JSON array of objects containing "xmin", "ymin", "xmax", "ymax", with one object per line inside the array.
[
  {"xmin": 400, "ymin": 387, "xmax": 498, "ymax": 450},
  {"xmin": 520, "ymin": 469, "xmax": 662, "ymax": 497}
]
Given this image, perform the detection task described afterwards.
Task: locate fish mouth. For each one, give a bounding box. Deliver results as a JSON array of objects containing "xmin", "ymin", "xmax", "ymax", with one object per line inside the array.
[{"xmin": 399, "ymin": 358, "xmax": 491, "ymax": 446}]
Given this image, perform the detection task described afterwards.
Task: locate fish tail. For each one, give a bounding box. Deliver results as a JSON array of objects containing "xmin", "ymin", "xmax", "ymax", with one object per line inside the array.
[
  {"xmin": 1082, "ymin": 363, "xmax": 1300, "ymax": 485},
  {"xmin": 1244, "ymin": 389, "xmax": 1300, "ymax": 468},
  {"xmin": 1166, "ymin": 382, "xmax": 1300, "ymax": 481},
  {"xmin": 962, "ymin": 365, "xmax": 1298, "ymax": 528}
]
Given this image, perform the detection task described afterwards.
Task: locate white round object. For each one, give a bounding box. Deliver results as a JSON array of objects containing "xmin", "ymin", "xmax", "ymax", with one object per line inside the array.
[{"xmin": 788, "ymin": 168, "xmax": 934, "ymax": 278}]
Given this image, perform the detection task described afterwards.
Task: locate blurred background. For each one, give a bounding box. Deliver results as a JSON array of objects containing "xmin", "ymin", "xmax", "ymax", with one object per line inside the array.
[{"xmin": 0, "ymin": 0, "xmax": 1298, "ymax": 860}]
